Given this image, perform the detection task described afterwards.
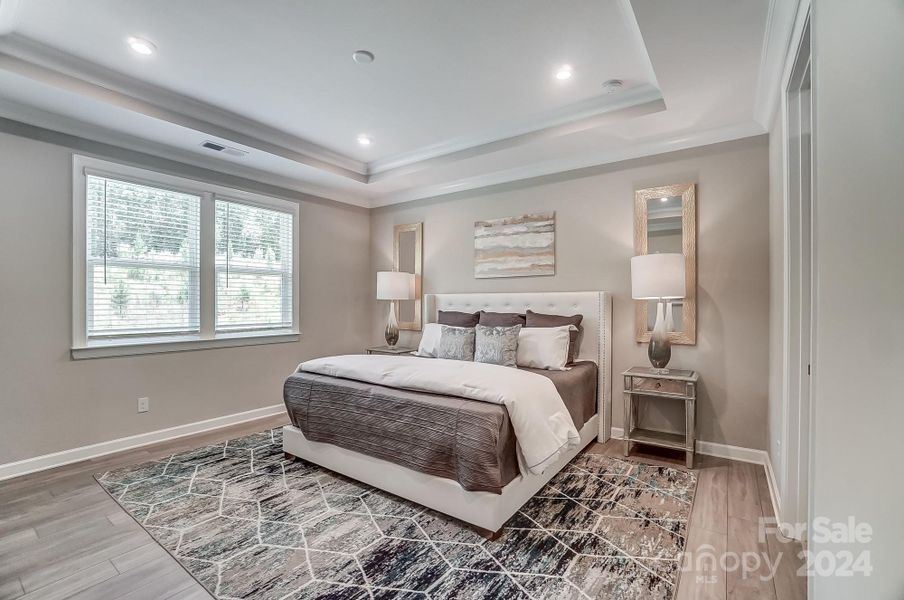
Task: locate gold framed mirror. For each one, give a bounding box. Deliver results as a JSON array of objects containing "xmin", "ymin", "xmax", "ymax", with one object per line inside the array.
[
  {"xmin": 394, "ymin": 223, "xmax": 423, "ymax": 331},
  {"xmin": 634, "ymin": 183, "xmax": 696, "ymax": 345}
]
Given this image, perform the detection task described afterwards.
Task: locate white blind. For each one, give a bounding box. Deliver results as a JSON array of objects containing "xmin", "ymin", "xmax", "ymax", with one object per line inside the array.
[
  {"xmin": 86, "ymin": 175, "xmax": 201, "ymax": 338},
  {"xmin": 215, "ymin": 199, "xmax": 294, "ymax": 332}
]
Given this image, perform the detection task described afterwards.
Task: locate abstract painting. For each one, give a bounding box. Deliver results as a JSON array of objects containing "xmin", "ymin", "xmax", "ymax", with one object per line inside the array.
[{"xmin": 474, "ymin": 212, "xmax": 555, "ymax": 278}]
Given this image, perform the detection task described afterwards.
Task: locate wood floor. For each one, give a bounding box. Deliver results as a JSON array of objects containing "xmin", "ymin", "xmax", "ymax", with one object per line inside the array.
[{"xmin": 0, "ymin": 416, "xmax": 807, "ymax": 599}]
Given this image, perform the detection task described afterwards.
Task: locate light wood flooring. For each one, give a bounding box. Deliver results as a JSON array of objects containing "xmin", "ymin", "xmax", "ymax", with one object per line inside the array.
[{"xmin": 0, "ymin": 416, "xmax": 807, "ymax": 599}]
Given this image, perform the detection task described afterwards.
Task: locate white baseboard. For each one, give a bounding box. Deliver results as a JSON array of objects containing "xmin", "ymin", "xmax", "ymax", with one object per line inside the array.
[
  {"xmin": 0, "ymin": 404, "xmax": 287, "ymax": 482},
  {"xmin": 610, "ymin": 426, "xmax": 768, "ymax": 465},
  {"xmin": 610, "ymin": 426, "xmax": 784, "ymax": 526}
]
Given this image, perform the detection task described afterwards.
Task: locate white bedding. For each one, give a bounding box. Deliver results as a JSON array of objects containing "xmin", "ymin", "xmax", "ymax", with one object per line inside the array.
[{"xmin": 299, "ymin": 354, "xmax": 580, "ymax": 475}]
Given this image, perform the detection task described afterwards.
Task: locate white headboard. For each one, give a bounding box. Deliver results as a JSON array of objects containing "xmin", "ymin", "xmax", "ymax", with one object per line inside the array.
[{"xmin": 424, "ymin": 291, "xmax": 613, "ymax": 441}]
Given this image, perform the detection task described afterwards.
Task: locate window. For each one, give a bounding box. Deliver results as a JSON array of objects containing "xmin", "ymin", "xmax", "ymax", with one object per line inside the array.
[
  {"xmin": 215, "ymin": 199, "xmax": 293, "ymax": 332},
  {"xmin": 86, "ymin": 176, "xmax": 201, "ymax": 337},
  {"xmin": 73, "ymin": 156, "xmax": 299, "ymax": 358}
]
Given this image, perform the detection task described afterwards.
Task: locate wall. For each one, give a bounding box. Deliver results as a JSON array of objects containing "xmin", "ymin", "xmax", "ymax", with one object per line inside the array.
[
  {"xmin": 0, "ymin": 125, "xmax": 372, "ymax": 465},
  {"xmin": 811, "ymin": 1, "xmax": 904, "ymax": 597},
  {"xmin": 371, "ymin": 137, "xmax": 771, "ymax": 450}
]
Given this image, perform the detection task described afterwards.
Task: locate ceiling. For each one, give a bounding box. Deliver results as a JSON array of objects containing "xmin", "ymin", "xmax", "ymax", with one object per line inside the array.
[{"xmin": 0, "ymin": 0, "xmax": 790, "ymax": 208}]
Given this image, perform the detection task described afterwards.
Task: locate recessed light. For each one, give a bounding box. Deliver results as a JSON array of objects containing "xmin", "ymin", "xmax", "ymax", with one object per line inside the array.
[
  {"xmin": 357, "ymin": 134, "xmax": 372, "ymax": 146},
  {"xmin": 555, "ymin": 65, "xmax": 573, "ymax": 80},
  {"xmin": 352, "ymin": 50, "xmax": 375, "ymax": 64},
  {"xmin": 661, "ymin": 197, "xmax": 669, "ymax": 202},
  {"xmin": 127, "ymin": 36, "xmax": 156, "ymax": 56}
]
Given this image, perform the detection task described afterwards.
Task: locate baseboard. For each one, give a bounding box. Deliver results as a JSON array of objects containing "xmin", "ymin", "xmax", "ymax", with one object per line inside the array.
[
  {"xmin": 610, "ymin": 426, "xmax": 769, "ymax": 466},
  {"xmin": 763, "ymin": 451, "xmax": 784, "ymax": 526},
  {"xmin": 0, "ymin": 404, "xmax": 287, "ymax": 482},
  {"xmin": 610, "ymin": 426, "xmax": 784, "ymax": 528}
]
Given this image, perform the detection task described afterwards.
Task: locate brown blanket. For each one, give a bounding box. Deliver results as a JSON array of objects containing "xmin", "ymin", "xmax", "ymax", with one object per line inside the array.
[{"xmin": 283, "ymin": 361, "xmax": 597, "ymax": 494}]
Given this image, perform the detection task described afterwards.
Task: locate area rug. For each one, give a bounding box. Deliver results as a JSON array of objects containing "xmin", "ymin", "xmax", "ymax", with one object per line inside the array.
[{"xmin": 95, "ymin": 428, "xmax": 697, "ymax": 599}]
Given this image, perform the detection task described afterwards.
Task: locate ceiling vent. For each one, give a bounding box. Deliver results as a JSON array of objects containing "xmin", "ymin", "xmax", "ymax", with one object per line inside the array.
[{"xmin": 201, "ymin": 141, "xmax": 248, "ymax": 157}]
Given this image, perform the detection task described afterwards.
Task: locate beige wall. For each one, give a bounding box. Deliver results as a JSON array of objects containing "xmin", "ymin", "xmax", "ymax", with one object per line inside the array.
[
  {"xmin": 371, "ymin": 137, "xmax": 770, "ymax": 450},
  {"xmin": 0, "ymin": 128, "xmax": 372, "ymax": 464}
]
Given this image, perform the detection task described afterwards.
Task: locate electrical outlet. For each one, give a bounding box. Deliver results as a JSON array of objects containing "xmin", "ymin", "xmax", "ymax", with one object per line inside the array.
[{"xmin": 137, "ymin": 397, "xmax": 150, "ymax": 413}]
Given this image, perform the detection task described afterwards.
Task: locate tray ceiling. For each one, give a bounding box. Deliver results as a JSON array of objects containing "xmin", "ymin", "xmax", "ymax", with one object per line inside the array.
[{"xmin": 0, "ymin": 0, "xmax": 778, "ymax": 207}]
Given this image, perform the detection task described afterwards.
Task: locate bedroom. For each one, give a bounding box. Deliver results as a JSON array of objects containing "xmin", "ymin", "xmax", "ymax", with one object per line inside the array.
[{"xmin": 0, "ymin": 1, "xmax": 901, "ymax": 599}]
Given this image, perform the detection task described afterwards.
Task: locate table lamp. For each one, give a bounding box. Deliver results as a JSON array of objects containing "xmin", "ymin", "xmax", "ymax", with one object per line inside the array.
[
  {"xmin": 376, "ymin": 271, "xmax": 415, "ymax": 347},
  {"xmin": 631, "ymin": 253, "xmax": 686, "ymax": 373}
]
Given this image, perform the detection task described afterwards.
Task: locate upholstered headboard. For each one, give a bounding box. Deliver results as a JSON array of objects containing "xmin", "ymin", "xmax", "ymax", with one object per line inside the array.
[{"xmin": 423, "ymin": 291, "xmax": 613, "ymax": 441}]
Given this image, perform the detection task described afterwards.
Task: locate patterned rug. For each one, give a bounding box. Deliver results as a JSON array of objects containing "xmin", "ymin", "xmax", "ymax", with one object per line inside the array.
[{"xmin": 95, "ymin": 428, "xmax": 696, "ymax": 599}]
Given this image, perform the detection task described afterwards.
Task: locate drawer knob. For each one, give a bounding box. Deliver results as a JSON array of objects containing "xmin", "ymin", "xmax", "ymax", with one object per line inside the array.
[{"xmin": 655, "ymin": 381, "xmax": 662, "ymax": 388}]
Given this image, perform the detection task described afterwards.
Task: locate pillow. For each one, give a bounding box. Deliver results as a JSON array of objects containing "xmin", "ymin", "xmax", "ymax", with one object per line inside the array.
[
  {"xmin": 516, "ymin": 325, "xmax": 572, "ymax": 370},
  {"xmin": 474, "ymin": 324, "xmax": 521, "ymax": 367},
  {"xmin": 414, "ymin": 323, "xmax": 443, "ymax": 357},
  {"xmin": 478, "ymin": 311, "xmax": 526, "ymax": 327},
  {"xmin": 438, "ymin": 310, "xmax": 480, "ymax": 327},
  {"xmin": 525, "ymin": 310, "xmax": 584, "ymax": 364},
  {"xmin": 436, "ymin": 325, "xmax": 476, "ymax": 361}
]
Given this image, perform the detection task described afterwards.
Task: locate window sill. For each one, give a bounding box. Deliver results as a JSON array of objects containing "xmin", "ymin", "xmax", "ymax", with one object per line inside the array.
[{"xmin": 71, "ymin": 330, "xmax": 300, "ymax": 360}]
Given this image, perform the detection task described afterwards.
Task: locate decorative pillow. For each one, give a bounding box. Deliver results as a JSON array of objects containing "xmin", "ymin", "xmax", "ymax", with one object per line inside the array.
[
  {"xmin": 436, "ymin": 325, "xmax": 476, "ymax": 361},
  {"xmin": 414, "ymin": 323, "xmax": 443, "ymax": 357},
  {"xmin": 438, "ymin": 310, "xmax": 480, "ymax": 327},
  {"xmin": 474, "ymin": 324, "xmax": 521, "ymax": 367},
  {"xmin": 525, "ymin": 310, "xmax": 584, "ymax": 364},
  {"xmin": 478, "ymin": 311, "xmax": 527, "ymax": 327},
  {"xmin": 516, "ymin": 325, "xmax": 572, "ymax": 370}
]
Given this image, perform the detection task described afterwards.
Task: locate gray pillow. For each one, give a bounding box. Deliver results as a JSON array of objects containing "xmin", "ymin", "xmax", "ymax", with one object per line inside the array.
[
  {"xmin": 474, "ymin": 324, "xmax": 521, "ymax": 367},
  {"xmin": 437, "ymin": 310, "xmax": 480, "ymax": 327},
  {"xmin": 436, "ymin": 325, "xmax": 476, "ymax": 361},
  {"xmin": 478, "ymin": 311, "xmax": 526, "ymax": 327}
]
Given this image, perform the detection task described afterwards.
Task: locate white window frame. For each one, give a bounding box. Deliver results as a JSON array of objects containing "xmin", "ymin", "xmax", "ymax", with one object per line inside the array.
[{"xmin": 72, "ymin": 155, "xmax": 300, "ymax": 359}]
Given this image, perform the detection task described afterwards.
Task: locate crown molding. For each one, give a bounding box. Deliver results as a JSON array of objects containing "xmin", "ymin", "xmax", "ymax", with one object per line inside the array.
[
  {"xmin": 0, "ymin": 34, "xmax": 369, "ymax": 181},
  {"xmin": 0, "ymin": 31, "xmax": 668, "ymax": 187},
  {"xmin": 371, "ymin": 120, "xmax": 766, "ymax": 207},
  {"xmin": 0, "ymin": 99, "xmax": 373, "ymax": 208},
  {"xmin": 753, "ymin": 0, "xmax": 804, "ymax": 129},
  {"xmin": 368, "ymin": 84, "xmax": 665, "ymax": 180}
]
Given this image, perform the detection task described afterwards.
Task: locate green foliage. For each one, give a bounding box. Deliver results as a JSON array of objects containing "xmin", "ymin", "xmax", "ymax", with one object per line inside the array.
[
  {"xmin": 215, "ymin": 202, "xmax": 285, "ymax": 263},
  {"xmin": 88, "ymin": 176, "xmax": 197, "ymax": 260},
  {"xmin": 111, "ymin": 280, "xmax": 130, "ymax": 317}
]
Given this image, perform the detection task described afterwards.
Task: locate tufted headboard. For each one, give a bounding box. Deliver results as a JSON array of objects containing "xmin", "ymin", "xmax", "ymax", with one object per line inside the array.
[{"xmin": 423, "ymin": 291, "xmax": 613, "ymax": 441}]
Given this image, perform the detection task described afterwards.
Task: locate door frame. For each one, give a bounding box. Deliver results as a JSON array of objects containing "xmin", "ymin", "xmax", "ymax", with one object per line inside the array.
[{"xmin": 779, "ymin": 1, "xmax": 815, "ymax": 539}]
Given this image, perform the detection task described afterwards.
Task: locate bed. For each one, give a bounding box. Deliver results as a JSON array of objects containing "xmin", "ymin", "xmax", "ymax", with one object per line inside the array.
[{"xmin": 282, "ymin": 291, "xmax": 612, "ymax": 531}]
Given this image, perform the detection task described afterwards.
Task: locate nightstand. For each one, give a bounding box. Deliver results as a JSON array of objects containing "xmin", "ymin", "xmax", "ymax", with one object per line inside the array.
[
  {"xmin": 622, "ymin": 367, "xmax": 699, "ymax": 468},
  {"xmin": 365, "ymin": 345, "xmax": 417, "ymax": 356}
]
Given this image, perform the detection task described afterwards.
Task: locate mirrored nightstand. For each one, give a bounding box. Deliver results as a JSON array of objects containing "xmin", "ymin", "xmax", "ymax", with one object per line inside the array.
[
  {"xmin": 622, "ymin": 367, "xmax": 699, "ymax": 467},
  {"xmin": 365, "ymin": 346, "xmax": 417, "ymax": 356}
]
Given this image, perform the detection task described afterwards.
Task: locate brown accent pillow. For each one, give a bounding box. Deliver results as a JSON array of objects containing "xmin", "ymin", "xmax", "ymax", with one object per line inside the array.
[
  {"xmin": 525, "ymin": 310, "xmax": 584, "ymax": 364},
  {"xmin": 438, "ymin": 310, "xmax": 480, "ymax": 327},
  {"xmin": 479, "ymin": 311, "xmax": 527, "ymax": 327}
]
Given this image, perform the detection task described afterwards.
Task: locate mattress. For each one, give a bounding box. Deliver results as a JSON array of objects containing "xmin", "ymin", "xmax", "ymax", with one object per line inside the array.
[{"xmin": 282, "ymin": 360, "xmax": 597, "ymax": 494}]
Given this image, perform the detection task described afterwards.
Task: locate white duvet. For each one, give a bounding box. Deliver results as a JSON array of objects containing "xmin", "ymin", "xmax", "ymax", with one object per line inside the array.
[{"xmin": 299, "ymin": 354, "xmax": 580, "ymax": 475}]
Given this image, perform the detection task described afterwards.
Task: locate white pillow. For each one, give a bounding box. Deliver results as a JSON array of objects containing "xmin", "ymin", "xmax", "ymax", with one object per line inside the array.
[
  {"xmin": 414, "ymin": 322, "xmax": 444, "ymax": 357},
  {"xmin": 516, "ymin": 325, "xmax": 572, "ymax": 370}
]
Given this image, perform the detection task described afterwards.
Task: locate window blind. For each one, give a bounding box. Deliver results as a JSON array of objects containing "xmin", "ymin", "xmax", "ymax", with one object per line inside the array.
[
  {"xmin": 86, "ymin": 175, "xmax": 201, "ymax": 338},
  {"xmin": 215, "ymin": 199, "xmax": 293, "ymax": 332}
]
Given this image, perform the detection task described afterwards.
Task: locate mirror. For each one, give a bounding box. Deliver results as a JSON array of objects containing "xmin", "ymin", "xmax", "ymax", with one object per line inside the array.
[
  {"xmin": 634, "ymin": 183, "xmax": 696, "ymax": 344},
  {"xmin": 394, "ymin": 223, "xmax": 423, "ymax": 330}
]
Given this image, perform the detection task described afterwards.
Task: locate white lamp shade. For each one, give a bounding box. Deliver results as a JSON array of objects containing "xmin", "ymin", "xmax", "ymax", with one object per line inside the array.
[
  {"xmin": 376, "ymin": 271, "xmax": 415, "ymax": 300},
  {"xmin": 631, "ymin": 253, "xmax": 686, "ymax": 300}
]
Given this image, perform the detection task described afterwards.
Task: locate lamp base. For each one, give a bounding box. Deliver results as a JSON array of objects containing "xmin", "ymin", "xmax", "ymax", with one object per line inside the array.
[
  {"xmin": 648, "ymin": 300, "xmax": 672, "ymax": 371},
  {"xmin": 384, "ymin": 301, "xmax": 399, "ymax": 347}
]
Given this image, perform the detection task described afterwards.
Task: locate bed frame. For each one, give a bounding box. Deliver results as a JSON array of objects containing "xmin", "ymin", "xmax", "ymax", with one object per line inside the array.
[{"xmin": 283, "ymin": 291, "xmax": 612, "ymax": 532}]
